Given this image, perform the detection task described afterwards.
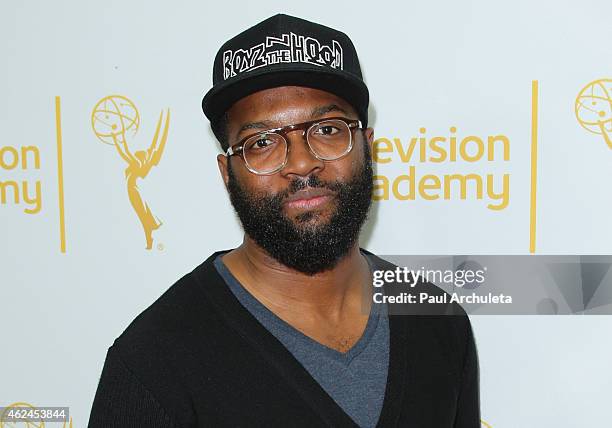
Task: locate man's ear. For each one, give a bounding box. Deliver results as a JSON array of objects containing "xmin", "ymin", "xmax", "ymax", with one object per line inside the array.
[{"xmin": 217, "ymin": 154, "xmax": 230, "ymax": 189}]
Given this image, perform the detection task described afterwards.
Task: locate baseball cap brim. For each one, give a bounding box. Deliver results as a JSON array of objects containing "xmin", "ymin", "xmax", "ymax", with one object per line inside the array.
[{"xmin": 201, "ymin": 62, "xmax": 369, "ymax": 136}]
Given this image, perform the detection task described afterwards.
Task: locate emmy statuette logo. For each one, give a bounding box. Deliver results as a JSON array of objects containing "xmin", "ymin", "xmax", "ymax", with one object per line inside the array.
[
  {"xmin": 575, "ymin": 78, "xmax": 612, "ymax": 149},
  {"xmin": 91, "ymin": 95, "xmax": 170, "ymax": 249}
]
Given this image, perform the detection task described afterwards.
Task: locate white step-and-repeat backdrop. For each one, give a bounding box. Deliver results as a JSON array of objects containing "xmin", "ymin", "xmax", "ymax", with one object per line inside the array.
[{"xmin": 2, "ymin": 0, "xmax": 611, "ymax": 426}]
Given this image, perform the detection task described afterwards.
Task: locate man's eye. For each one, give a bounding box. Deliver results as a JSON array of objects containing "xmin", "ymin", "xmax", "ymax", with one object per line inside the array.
[
  {"xmin": 255, "ymin": 138, "xmax": 271, "ymax": 148},
  {"xmin": 315, "ymin": 125, "xmax": 339, "ymax": 136},
  {"xmin": 248, "ymin": 136, "xmax": 277, "ymax": 151}
]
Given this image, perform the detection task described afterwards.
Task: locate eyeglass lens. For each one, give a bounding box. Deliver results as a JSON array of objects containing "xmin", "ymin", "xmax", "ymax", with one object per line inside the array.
[{"xmin": 242, "ymin": 119, "xmax": 352, "ymax": 174}]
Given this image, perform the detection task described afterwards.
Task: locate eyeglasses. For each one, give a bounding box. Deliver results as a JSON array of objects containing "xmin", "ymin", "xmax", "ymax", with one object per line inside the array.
[{"xmin": 225, "ymin": 116, "xmax": 363, "ymax": 175}]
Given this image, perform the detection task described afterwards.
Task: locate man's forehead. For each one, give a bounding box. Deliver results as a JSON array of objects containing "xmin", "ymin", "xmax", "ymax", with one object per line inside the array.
[
  {"xmin": 226, "ymin": 86, "xmax": 358, "ymax": 132},
  {"xmin": 232, "ymin": 87, "xmax": 355, "ymax": 116}
]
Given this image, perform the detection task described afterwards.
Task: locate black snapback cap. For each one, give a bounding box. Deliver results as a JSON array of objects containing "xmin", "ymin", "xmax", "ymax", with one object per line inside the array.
[{"xmin": 202, "ymin": 13, "xmax": 369, "ymax": 147}]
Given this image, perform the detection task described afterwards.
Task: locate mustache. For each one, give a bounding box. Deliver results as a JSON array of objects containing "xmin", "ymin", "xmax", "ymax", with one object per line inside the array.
[{"xmin": 274, "ymin": 175, "xmax": 339, "ymax": 201}]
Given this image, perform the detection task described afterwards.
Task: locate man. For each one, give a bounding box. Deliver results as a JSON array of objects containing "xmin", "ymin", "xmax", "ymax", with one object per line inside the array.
[{"xmin": 88, "ymin": 13, "xmax": 480, "ymax": 427}]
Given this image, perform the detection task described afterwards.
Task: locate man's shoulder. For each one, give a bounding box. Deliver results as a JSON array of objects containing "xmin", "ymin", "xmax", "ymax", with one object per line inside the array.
[
  {"xmin": 112, "ymin": 251, "xmax": 229, "ymax": 357},
  {"xmin": 93, "ymin": 252, "xmax": 232, "ymax": 426}
]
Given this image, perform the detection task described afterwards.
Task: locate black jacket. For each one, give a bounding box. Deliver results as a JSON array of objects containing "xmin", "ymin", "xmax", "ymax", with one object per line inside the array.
[{"xmin": 88, "ymin": 250, "xmax": 480, "ymax": 427}]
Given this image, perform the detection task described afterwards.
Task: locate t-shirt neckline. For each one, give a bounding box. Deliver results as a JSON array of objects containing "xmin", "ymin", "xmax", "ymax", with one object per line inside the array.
[{"xmin": 213, "ymin": 251, "xmax": 383, "ymax": 365}]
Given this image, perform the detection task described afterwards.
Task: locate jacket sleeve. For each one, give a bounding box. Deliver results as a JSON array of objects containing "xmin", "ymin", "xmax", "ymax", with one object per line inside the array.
[
  {"xmin": 88, "ymin": 345, "xmax": 178, "ymax": 428},
  {"xmin": 454, "ymin": 320, "xmax": 481, "ymax": 428}
]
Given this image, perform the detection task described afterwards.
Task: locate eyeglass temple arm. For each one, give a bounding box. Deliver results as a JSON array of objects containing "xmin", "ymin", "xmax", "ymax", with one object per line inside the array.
[{"xmin": 225, "ymin": 145, "xmax": 243, "ymax": 157}]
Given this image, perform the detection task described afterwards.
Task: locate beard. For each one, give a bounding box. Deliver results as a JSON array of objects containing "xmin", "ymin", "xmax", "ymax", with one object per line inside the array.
[{"xmin": 226, "ymin": 141, "xmax": 373, "ymax": 275}]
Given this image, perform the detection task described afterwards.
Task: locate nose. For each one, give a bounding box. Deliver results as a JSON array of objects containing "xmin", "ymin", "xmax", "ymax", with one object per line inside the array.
[{"xmin": 279, "ymin": 129, "xmax": 325, "ymax": 178}]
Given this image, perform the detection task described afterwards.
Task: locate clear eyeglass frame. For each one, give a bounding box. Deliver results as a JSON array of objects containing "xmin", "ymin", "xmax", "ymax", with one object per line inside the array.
[{"xmin": 225, "ymin": 116, "xmax": 363, "ymax": 175}]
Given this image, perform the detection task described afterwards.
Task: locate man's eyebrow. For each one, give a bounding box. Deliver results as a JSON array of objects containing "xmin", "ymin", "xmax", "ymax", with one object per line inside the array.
[
  {"xmin": 232, "ymin": 104, "xmax": 350, "ymax": 142},
  {"xmin": 310, "ymin": 104, "xmax": 349, "ymax": 118},
  {"xmin": 234, "ymin": 121, "xmax": 274, "ymax": 141}
]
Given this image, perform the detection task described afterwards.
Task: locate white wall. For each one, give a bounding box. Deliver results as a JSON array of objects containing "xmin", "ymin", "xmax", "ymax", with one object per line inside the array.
[{"xmin": 1, "ymin": 1, "xmax": 611, "ymax": 426}]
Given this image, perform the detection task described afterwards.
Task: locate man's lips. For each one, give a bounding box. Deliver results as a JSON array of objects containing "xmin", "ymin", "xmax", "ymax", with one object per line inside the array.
[{"xmin": 283, "ymin": 188, "xmax": 335, "ymax": 210}]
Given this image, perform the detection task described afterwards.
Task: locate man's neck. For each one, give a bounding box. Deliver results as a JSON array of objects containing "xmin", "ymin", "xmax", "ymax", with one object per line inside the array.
[{"xmin": 221, "ymin": 236, "xmax": 372, "ymax": 324}]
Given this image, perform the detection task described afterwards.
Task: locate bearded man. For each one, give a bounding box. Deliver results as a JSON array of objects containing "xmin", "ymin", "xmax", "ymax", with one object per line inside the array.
[{"xmin": 88, "ymin": 13, "xmax": 480, "ymax": 428}]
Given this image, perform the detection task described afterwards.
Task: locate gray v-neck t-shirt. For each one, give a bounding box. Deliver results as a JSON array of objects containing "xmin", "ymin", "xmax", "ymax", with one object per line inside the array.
[{"xmin": 213, "ymin": 254, "xmax": 390, "ymax": 428}]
